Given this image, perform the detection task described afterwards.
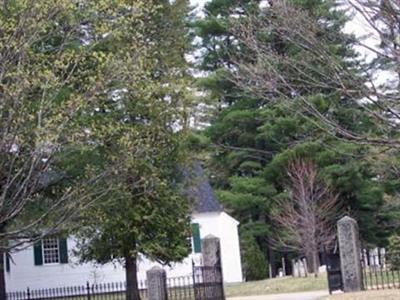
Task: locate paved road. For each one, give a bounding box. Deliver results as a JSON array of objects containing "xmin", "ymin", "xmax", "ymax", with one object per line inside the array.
[{"xmin": 228, "ymin": 290, "xmax": 329, "ymax": 300}]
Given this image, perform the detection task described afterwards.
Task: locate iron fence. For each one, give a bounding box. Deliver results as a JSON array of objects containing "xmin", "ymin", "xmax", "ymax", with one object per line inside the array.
[
  {"xmin": 7, "ymin": 275, "xmax": 195, "ymax": 300},
  {"xmin": 192, "ymin": 266, "xmax": 224, "ymax": 300},
  {"xmin": 166, "ymin": 277, "xmax": 195, "ymax": 300},
  {"xmin": 361, "ymin": 249, "xmax": 400, "ymax": 290},
  {"xmin": 6, "ymin": 266, "xmax": 224, "ymax": 300}
]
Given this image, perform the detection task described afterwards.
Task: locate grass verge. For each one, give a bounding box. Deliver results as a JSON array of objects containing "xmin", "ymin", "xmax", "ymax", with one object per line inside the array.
[
  {"xmin": 320, "ymin": 289, "xmax": 400, "ymax": 300},
  {"xmin": 225, "ymin": 275, "xmax": 328, "ymax": 297}
]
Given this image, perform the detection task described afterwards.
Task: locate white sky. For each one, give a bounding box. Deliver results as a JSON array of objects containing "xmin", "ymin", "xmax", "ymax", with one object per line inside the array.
[
  {"xmin": 190, "ymin": 0, "xmax": 208, "ymax": 7},
  {"xmin": 189, "ymin": 0, "xmax": 394, "ymax": 87}
]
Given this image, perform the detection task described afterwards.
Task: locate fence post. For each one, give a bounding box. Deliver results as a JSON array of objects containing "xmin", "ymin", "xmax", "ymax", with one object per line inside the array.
[
  {"xmin": 26, "ymin": 288, "xmax": 30, "ymax": 300},
  {"xmin": 147, "ymin": 266, "xmax": 168, "ymax": 300},
  {"xmin": 201, "ymin": 235, "xmax": 225, "ymax": 300},
  {"xmin": 202, "ymin": 235, "xmax": 222, "ymax": 268},
  {"xmin": 337, "ymin": 216, "xmax": 363, "ymax": 292},
  {"xmin": 86, "ymin": 281, "xmax": 91, "ymax": 300}
]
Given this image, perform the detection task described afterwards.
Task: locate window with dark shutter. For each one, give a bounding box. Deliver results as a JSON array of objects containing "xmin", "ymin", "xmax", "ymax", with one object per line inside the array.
[
  {"xmin": 34, "ymin": 242, "xmax": 43, "ymax": 266},
  {"xmin": 34, "ymin": 237, "xmax": 69, "ymax": 265},
  {"xmin": 42, "ymin": 238, "xmax": 60, "ymax": 264},
  {"xmin": 5, "ymin": 254, "xmax": 10, "ymax": 273},
  {"xmin": 59, "ymin": 238, "xmax": 68, "ymax": 264},
  {"xmin": 191, "ymin": 223, "xmax": 201, "ymax": 253}
]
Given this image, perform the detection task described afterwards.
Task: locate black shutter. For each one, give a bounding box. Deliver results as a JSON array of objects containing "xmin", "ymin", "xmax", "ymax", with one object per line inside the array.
[
  {"xmin": 191, "ymin": 223, "xmax": 201, "ymax": 253},
  {"xmin": 59, "ymin": 238, "xmax": 68, "ymax": 264},
  {"xmin": 34, "ymin": 242, "xmax": 43, "ymax": 266},
  {"xmin": 5, "ymin": 254, "xmax": 9, "ymax": 273}
]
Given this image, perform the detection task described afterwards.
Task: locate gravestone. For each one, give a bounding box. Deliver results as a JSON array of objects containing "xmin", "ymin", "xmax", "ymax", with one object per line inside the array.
[
  {"xmin": 337, "ymin": 216, "xmax": 363, "ymax": 292},
  {"xmin": 147, "ymin": 266, "xmax": 168, "ymax": 300}
]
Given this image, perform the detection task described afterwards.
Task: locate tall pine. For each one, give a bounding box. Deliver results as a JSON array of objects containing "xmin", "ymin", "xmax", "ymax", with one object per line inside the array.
[{"xmin": 194, "ymin": 0, "xmax": 400, "ymax": 279}]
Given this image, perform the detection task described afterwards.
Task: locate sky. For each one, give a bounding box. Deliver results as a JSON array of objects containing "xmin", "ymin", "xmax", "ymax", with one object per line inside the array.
[
  {"xmin": 190, "ymin": 0, "xmax": 208, "ymax": 7},
  {"xmin": 190, "ymin": 0, "xmax": 208, "ymax": 17},
  {"xmin": 188, "ymin": 0, "xmax": 393, "ymax": 87}
]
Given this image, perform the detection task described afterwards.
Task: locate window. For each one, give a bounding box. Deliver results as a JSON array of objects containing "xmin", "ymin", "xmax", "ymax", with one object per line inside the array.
[
  {"xmin": 34, "ymin": 237, "xmax": 68, "ymax": 266},
  {"xmin": 42, "ymin": 238, "xmax": 60, "ymax": 264}
]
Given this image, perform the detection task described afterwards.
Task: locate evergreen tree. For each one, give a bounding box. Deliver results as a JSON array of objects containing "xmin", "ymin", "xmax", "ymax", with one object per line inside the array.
[
  {"xmin": 194, "ymin": 0, "xmax": 400, "ymax": 278},
  {"xmin": 74, "ymin": 2, "xmax": 193, "ymax": 300}
]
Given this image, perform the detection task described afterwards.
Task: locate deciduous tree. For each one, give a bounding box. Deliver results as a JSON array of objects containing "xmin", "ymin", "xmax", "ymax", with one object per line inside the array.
[{"xmin": 272, "ymin": 159, "xmax": 341, "ymax": 275}]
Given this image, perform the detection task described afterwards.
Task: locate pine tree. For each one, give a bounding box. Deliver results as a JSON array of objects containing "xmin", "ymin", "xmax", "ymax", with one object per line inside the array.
[{"xmin": 194, "ymin": 0, "xmax": 400, "ymax": 278}]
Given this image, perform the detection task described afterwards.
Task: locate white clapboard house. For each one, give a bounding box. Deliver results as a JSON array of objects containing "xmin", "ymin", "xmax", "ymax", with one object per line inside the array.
[{"xmin": 5, "ymin": 164, "xmax": 243, "ymax": 291}]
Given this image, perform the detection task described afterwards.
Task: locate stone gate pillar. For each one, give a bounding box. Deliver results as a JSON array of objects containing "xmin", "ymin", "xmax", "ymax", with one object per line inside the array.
[
  {"xmin": 337, "ymin": 216, "xmax": 363, "ymax": 292},
  {"xmin": 147, "ymin": 266, "xmax": 168, "ymax": 300},
  {"xmin": 201, "ymin": 235, "xmax": 225, "ymax": 300},
  {"xmin": 202, "ymin": 235, "xmax": 222, "ymax": 268}
]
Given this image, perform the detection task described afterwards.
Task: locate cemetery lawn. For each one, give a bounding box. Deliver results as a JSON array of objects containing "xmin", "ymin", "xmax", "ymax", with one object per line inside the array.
[
  {"xmin": 320, "ymin": 289, "xmax": 400, "ymax": 300},
  {"xmin": 224, "ymin": 275, "xmax": 328, "ymax": 297}
]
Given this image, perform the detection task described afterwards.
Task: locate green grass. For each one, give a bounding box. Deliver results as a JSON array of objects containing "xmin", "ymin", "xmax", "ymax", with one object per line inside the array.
[
  {"xmin": 320, "ymin": 290, "xmax": 400, "ymax": 300},
  {"xmin": 224, "ymin": 275, "xmax": 328, "ymax": 297}
]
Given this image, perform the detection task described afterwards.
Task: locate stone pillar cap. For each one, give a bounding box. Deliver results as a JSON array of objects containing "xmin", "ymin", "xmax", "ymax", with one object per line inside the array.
[
  {"xmin": 338, "ymin": 216, "xmax": 357, "ymax": 224},
  {"xmin": 203, "ymin": 234, "xmax": 219, "ymax": 239},
  {"xmin": 148, "ymin": 265, "xmax": 164, "ymax": 272}
]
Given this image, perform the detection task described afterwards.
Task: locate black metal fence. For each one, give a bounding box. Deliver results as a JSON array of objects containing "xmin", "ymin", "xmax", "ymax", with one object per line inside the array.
[
  {"xmin": 193, "ymin": 266, "xmax": 224, "ymax": 300},
  {"xmin": 167, "ymin": 277, "xmax": 195, "ymax": 300},
  {"xmin": 361, "ymin": 249, "xmax": 400, "ymax": 290},
  {"xmin": 7, "ymin": 276, "xmax": 194, "ymax": 300}
]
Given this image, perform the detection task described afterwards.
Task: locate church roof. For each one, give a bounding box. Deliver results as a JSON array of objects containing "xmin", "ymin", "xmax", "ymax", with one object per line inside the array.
[{"xmin": 184, "ymin": 162, "xmax": 223, "ymax": 213}]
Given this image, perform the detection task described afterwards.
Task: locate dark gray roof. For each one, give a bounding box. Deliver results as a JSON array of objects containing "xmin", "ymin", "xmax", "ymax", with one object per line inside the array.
[{"xmin": 184, "ymin": 162, "xmax": 223, "ymax": 213}]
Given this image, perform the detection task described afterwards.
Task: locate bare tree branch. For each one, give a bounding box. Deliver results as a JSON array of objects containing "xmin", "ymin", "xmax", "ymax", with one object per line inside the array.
[
  {"xmin": 227, "ymin": 0, "xmax": 400, "ymax": 147},
  {"xmin": 272, "ymin": 159, "xmax": 342, "ymax": 274}
]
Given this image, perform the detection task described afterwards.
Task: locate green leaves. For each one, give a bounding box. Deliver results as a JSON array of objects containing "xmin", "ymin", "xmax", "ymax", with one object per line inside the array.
[{"xmin": 72, "ymin": 0, "xmax": 193, "ymax": 268}]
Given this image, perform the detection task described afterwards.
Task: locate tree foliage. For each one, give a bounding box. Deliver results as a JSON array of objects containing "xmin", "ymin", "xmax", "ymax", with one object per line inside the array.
[
  {"xmin": 194, "ymin": 0, "xmax": 400, "ymax": 279},
  {"xmin": 73, "ymin": 1, "xmax": 193, "ymax": 300},
  {"xmin": 1, "ymin": 0, "xmax": 194, "ymax": 296}
]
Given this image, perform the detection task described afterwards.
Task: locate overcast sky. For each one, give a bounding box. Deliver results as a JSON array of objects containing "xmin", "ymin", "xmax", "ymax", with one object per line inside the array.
[
  {"xmin": 188, "ymin": 0, "xmax": 378, "ymax": 64},
  {"xmin": 190, "ymin": 0, "xmax": 208, "ymax": 6}
]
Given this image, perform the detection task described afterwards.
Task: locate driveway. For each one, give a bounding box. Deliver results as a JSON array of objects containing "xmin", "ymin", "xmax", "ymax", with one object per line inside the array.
[{"xmin": 228, "ymin": 290, "xmax": 329, "ymax": 300}]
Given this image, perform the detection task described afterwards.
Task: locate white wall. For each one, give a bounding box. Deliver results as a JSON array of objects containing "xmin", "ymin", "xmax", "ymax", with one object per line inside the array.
[
  {"xmin": 191, "ymin": 211, "xmax": 242, "ymax": 283},
  {"xmin": 6, "ymin": 211, "xmax": 242, "ymax": 291},
  {"xmin": 137, "ymin": 212, "xmax": 243, "ymax": 283},
  {"xmin": 5, "ymin": 238, "xmax": 127, "ymax": 291}
]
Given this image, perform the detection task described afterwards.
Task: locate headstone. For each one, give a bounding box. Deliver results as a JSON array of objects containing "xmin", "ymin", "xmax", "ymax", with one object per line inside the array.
[
  {"xmin": 291, "ymin": 260, "xmax": 296, "ymax": 277},
  {"xmin": 301, "ymin": 259, "xmax": 306, "ymax": 277},
  {"xmin": 337, "ymin": 216, "xmax": 363, "ymax": 292},
  {"xmin": 147, "ymin": 266, "xmax": 168, "ymax": 300}
]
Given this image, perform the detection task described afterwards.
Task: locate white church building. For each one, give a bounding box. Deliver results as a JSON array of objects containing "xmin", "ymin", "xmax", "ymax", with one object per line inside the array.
[{"xmin": 5, "ymin": 164, "xmax": 243, "ymax": 291}]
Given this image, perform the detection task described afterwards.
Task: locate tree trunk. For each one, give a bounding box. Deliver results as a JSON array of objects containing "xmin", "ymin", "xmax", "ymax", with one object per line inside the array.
[
  {"xmin": 268, "ymin": 247, "xmax": 277, "ymax": 278},
  {"xmin": 283, "ymin": 251, "xmax": 291, "ymax": 276},
  {"xmin": 0, "ymin": 248, "xmax": 5, "ymax": 300},
  {"xmin": 125, "ymin": 254, "xmax": 141, "ymax": 300},
  {"xmin": 305, "ymin": 249, "xmax": 320, "ymax": 277},
  {"xmin": 0, "ymin": 229, "xmax": 6, "ymax": 300},
  {"xmin": 305, "ymin": 251, "xmax": 315, "ymax": 276},
  {"xmin": 311, "ymin": 250, "xmax": 320, "ymax": 277}
]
